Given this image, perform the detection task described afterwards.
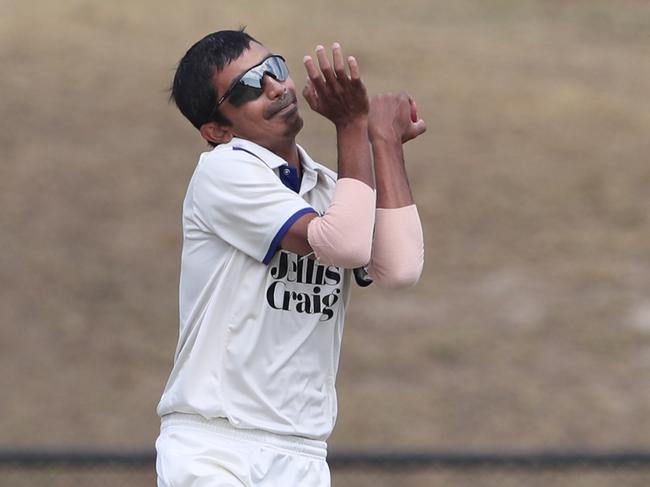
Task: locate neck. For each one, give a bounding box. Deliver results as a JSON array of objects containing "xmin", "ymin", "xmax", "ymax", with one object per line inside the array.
[{"xmin": 270, "ymin": 140, "xmax": 301, "ymax": 169}]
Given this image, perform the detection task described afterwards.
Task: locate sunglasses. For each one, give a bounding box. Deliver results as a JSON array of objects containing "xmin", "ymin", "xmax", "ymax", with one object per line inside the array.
[{"xmin": 216, "ymin": 55, "xmax": 289, "ymax": 109}]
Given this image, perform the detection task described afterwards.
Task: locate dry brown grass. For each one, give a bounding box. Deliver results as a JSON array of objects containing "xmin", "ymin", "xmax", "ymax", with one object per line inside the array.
[
  {"xmin": 2, "ymin": 466, "xmax": 650, "ymax": 487},
  {"xmin": 1, "ymin": 0, "xmax": 650, "ymax": 457}
]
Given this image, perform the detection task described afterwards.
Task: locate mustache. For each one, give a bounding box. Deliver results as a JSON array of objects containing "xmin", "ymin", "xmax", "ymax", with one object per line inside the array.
[{"xmin": 264, "ymin": 91, "xmax": 297, "ymax": 119}]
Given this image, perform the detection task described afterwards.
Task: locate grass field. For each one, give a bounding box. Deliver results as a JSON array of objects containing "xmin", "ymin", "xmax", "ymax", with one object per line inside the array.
[{"xmin": 1, "ymin": 0, "xmax": 649, "ymax": 462}]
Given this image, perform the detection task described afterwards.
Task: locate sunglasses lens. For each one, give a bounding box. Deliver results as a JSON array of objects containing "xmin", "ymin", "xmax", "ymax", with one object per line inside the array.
[
  {"xmin": 228, "ymin": 84, "xmax": 264, "ymax": 107},
  {"xmin": 239, "ymin": 56, "xmax": 288, "ymax": 87},
  {"xmin": 263, "ymin": 56, "xmax": 289, "ymax": 81},
  {"xmin": 223, "ymin": 56, "xmax": 289, "ymax": 107}
]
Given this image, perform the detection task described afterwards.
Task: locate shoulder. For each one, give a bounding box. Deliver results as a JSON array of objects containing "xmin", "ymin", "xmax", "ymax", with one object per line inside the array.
[
  {"xmin": 197, "ymin": 142, "xmax": 262, "ymax": 170},
  {"xmin": 194, "ymin": 142, "xmax": 275, "ymax": 185}
]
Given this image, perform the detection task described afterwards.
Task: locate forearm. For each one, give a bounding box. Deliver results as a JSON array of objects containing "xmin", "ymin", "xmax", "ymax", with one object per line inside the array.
[
  {"xmin": 367, "ymin": 134, "xmax": 423, "ymax": 288},
  {"xmin": 371, "ymin": 134, "xmax": 413, "ymax": 208},
  {"xmin": 305, "ymin": 118, "xmax": 375, "ymax": 268},
  {"xmin": 366, "ymin": 206, "xmax": 424, "ymax": 288},
  {"xmin": 294, "ymin": 44, "xmax": 378, "ymax": 267},
  {"xmin": 336, "ymin": 117, "xmax": 374, "ymax": 189}
]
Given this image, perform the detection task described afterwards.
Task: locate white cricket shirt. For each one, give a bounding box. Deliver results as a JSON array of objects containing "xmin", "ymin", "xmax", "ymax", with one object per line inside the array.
[{"xmin": 157, "ymin": 137, "xmax": 352, "ymax": 441}]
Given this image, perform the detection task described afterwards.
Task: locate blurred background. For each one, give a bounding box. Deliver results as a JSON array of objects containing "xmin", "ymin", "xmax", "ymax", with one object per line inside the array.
[{"xmin": 1, "ymin": 0, "xmax": 649, "ymax": 485}]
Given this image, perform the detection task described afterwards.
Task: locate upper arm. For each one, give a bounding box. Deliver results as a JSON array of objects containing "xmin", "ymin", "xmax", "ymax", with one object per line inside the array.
[{"xmin": 279, "ymin": 212, "xmax": 319, "ymax": 257}]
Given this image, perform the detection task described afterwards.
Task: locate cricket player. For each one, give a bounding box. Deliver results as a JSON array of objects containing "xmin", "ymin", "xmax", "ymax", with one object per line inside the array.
[{"xmin": 156, "ymin": 29, "xmax": 426, "ymax": 486}]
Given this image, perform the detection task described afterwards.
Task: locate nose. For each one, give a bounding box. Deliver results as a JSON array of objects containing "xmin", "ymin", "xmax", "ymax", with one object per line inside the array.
[{"xmin": 263, "ymin": 74, "xmax": 286, "ymax": 99}]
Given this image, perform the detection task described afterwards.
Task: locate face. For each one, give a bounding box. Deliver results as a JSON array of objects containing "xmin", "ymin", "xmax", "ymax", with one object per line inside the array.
[{"xmin": 210, "ymin": 42, "xmax": 303, "ymax": 148}]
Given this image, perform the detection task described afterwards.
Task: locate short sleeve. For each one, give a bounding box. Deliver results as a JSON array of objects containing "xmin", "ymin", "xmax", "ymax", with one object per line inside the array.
[{"xmin": 190, "ymin": 150, "xmax": 317, "ymax": 264}]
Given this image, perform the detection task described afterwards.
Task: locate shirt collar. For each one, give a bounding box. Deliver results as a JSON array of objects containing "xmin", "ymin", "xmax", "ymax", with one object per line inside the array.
[
  {"xmin": 296, "ymin": 144, "xmax": 318, "ymax": 195},
  {"xmin": 229, "ymin": 137, "xmax": 288, "ymax": 169},
  {"xmin": 228, "ymin": 137, "xmax": 328, "ymax": 195}
]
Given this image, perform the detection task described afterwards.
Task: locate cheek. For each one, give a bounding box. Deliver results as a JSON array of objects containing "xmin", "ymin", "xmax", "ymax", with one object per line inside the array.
[
  {"xmin": 229, "ymin": 102, "xmax": 265, "ymax": 125},
  {"xmin": 227, "ymin": 105, "xmax": 274, "ymax": 138}
]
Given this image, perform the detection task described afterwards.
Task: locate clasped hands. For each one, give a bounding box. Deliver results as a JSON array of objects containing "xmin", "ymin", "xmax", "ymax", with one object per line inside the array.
[{"xmin": 302, "ymin": 43, "xmax": 427, "ymax": 144}]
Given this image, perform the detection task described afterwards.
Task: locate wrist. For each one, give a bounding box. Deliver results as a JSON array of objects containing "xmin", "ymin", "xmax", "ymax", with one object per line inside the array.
[
  {"xmin": 371, "ymin": 134, "xmax": 405, "ymax": 173},
  {"xmin": 370, "ymin": 131, "xmax": 402, "ymax": 150},
  {"xmin": 335, "ymin": 115, "xmax": 369, "ymax": 131},
  {"xmin": 369, "ymin": 127, "xmax": 400, "ymax": 145}
]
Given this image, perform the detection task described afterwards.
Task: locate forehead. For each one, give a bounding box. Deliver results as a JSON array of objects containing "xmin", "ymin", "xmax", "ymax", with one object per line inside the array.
[{"xmin": 213, "ymin": 42, "xmax": 271, "ymax": 95}]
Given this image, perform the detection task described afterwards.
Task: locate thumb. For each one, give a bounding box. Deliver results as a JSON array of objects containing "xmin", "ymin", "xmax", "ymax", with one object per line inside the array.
[
  {"xmin": 402, "ymin": 119, "xmax": 427, "ymax": 143},
  {"xmin": 412, "ymin": 119, "xmax": 427, "ymax": 137}
]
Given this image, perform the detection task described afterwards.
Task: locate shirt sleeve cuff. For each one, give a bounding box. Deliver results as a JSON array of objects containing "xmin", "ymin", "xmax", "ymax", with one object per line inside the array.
[{"xmin": 263, "ymin": 207, "xmax": 318, "ymax": 265}]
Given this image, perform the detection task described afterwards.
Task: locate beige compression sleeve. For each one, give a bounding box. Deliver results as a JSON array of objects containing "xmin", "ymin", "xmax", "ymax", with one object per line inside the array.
[
  {"xmin": 367, "ymin": 205, "xmax": 424, "ymax": 288},
  {"xmin": 307, "ymin": 178, "xmax": 375, "ymax": 268}
]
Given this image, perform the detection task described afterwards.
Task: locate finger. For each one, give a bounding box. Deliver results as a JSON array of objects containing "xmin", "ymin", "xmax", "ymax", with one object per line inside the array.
[
  {"xmin": 403, "ymin": 119, "xmax": 427, "ymax": 143},
  {"xmin": 303, "ymin": 55, "xmax": 327, "ymax": 93},
  {"xmin": 302, "ymin": 79, "xmax": 319, "ymax": 111},
  {"xmin": 348, "ymin": 56, "xmax": 361, "ymax": 83},
  {"xmin": 316, "ymin": 45, "xmax": 337, "ymax": 87},
  {"xmin": 332, "ymin": 42, "xmax": 347, "ymax": 81},
  {"xmin": 303, "ymin": 55, "xmax": 322, "ymax": 82}
]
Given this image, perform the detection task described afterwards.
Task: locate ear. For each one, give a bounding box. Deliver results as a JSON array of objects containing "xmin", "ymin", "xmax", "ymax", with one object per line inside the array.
[{"xmin": 199, "ymin": 122, "xmax": 234, "ymax": 145}]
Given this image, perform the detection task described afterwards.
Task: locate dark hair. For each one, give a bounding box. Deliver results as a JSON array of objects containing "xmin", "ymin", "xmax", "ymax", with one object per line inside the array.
[{"xmin": 170, "ymin": 29, "xmax": 259, "ymax": 139}]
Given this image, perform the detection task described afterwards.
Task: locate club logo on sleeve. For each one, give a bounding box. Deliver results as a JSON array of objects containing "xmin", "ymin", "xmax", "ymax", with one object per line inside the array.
[{"xmin": 266, "ymin": 251, "xmax": 342, "ymax": 321}]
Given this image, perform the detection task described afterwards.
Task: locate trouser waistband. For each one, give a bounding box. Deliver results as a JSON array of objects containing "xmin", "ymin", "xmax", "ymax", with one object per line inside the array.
[{"xmin": 161, "ymin": 413, "xmax": 327, "ymax": 460}]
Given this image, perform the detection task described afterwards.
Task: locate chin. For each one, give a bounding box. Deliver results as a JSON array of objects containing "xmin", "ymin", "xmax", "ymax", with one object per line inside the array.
[{"xmin": 284, "ymin": 113, "xmax": 304, "ymax": 137}]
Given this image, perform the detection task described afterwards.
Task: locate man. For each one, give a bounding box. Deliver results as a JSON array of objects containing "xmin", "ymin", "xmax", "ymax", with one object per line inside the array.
[{"xmin": 156, "ymin": 29, "xmax": 426, "ymax": 486}]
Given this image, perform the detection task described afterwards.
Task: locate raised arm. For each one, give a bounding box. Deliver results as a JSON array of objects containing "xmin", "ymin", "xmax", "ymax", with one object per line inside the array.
[
  {"xmin": 366, "ymin": 92, "xmax": 427, "ymax": 288},
  {"xmin": 280, "ymin": 44, "xmax": 375, "ymax": 268}
]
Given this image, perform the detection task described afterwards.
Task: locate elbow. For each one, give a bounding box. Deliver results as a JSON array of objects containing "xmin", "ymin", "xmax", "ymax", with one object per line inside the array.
[
  {"xmin": 306, "ymin": 177, "xmax": 376, "ymax": 268},
  {"xmin": 365, "ymin": 204, "xmax": 424, "ymax": 289},
  {"xmin": 307, "ymin": 212, "xmax": 374, "ymax": 268},
  {"xmin": 373, "ymin": 263, "xmax": 423, "ymax": 289},
  {"xmin": 312, "ymin": 239, "xmax": 372, "ymax": 269},
  {"xmin": 340, "ymin": 241, "xmax": 372, "ymax": 269},
  {"xmin": 369, "ymin": 249, "xmax": 424, "ymax": 289}
]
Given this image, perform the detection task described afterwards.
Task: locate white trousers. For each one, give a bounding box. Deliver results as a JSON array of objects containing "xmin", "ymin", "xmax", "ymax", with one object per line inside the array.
[{"xmin": 156, "ymin": 413, "xmax": 331, "ymax": 487}]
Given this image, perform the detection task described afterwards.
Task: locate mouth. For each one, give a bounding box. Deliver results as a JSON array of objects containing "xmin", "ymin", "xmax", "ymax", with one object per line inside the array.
[
  {"xmin": 277, "ymin": 101, "xmax": 297, "ymax": 117},
  {"xmin": 266, "ymin": 93, "xmax": 298, "ymax": 119}
]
